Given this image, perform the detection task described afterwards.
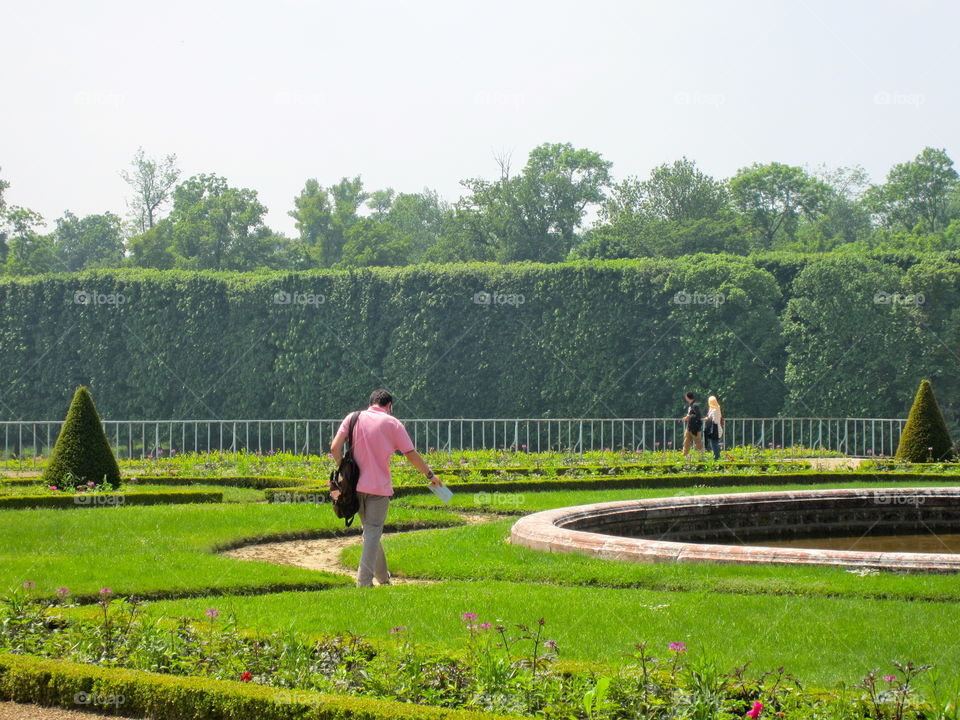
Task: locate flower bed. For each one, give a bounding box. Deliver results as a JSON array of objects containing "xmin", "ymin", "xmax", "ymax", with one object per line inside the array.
[{"xmin": 0, "ymin": 591, "xmax": 945, "ymax": 719}]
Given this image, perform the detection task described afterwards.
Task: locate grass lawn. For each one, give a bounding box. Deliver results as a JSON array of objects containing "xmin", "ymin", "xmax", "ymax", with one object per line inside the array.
[
  {"xmin": 142, "ymin": 581, "xmax": 953, "ymax": 686},
  {"xmin": 5, "ymin": 474, "xmax": 959, "ymax": 690},
  {"xmin": 0, "ymin": 503, "xmax": 461, "ymax": 599}
]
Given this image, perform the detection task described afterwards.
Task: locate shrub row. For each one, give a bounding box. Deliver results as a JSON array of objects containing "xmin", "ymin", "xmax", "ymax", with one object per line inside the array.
[
  {"xmin": 126, "ymin": 475, "xmax": 313, "ymax": 489},
  {"xmin": 266, "ymin": 471, "xmax": 951, "ymax": 503},
  {"xmin": 0, "ymin": 653, "xmax": 516, "ymax": 720},
  {"xmin": 0, "ymin": 490, "xmax": 222, "ymax": 510},
  {"xmin": 394, "ymin": 460, "xmax": 812, "ymax": 479},
  {"xmin": 3, "ymin": 255, "xmax": 957, "ymax": 422}
]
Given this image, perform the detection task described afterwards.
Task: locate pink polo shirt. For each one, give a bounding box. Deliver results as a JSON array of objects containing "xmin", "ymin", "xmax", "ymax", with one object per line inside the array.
[{"xmin": 336, "ymin": 405, "xmax": 414, "ymax": 496}]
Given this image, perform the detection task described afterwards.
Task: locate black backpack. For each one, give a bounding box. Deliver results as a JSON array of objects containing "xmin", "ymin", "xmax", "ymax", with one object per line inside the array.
[
  {"xmin": 329, "ymin": 411, "xmax": 361, "ymax": 527},
  {"xmin": 688, "ymin": 403, "xmax": 703, "ymax": 434}
]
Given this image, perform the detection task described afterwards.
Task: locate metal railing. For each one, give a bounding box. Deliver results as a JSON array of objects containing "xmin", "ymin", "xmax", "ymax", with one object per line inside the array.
[{"xmin": 0, "ymin": 417, "xmax": 905, "ymax": 465}]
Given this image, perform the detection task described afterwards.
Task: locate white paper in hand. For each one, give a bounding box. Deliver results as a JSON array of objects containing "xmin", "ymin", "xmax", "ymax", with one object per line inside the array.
[{"xmin": 428, "ymin": 482, "xmax": 453, "ymax": 504}]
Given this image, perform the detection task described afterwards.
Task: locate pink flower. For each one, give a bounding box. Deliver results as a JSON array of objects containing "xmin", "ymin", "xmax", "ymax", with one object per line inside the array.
[
  {"xmin": 668, "ymin": 641, "xmax": 686, "ymax": 652},
  {"xmin": 461, "ymin": 612, "xmax": 478, "ymax": 622},
  {"xmin": 747, "ymin": 700, "xmax": 763, "ymax": 718},
  {"xmin": 667, "ymin": 441, "xmax": 673, "ymax": 447},
  {"xmin": 87, "ymin": 481, "xmax": 95, "ymax": 487},
  {"xmin": 22, "ymin": 581, "xmax": 35, "ymax": 590},
  {"xmin": 56, "ymin": 587, "xmax": 70, "ymax": 597},
  {"xmin": 390, "ymin": 626, "xmax": 406, "ymax": 634},
  {"xmin": 867, "ymin": 449, "xmax": 874, "ymax": 455},
  {"xmin": 205, "ymin": 608, "xmax": 219, "ymax": 618},
  {"xmin": 49, "ymin": 486, "xmax": 58, "ymax": 491},
  {"xmin": 99, "ymin": 587, "xmax": 113, "ymax": 597},
  {"xmin": 478, "ymin": 622, "xmax": 492, "ymax": 630},
  {"xmin": 883, "ymin": 674, "xmax": 896, "ymax": 682}
]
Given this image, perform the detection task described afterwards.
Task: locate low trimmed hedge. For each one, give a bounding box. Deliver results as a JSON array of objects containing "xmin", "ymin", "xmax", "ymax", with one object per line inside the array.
[
  {"xmin": 268, "ymin": 471, "xmax": 958, "ymax": 503},
  {"xmin": 395, "ymin": 460, "xmax": 812, "ymax": 479},
  {"xmin": 0, "ymin": 653, "xmax": 518, "ymax": 720},
  {"xmin": 0, "ymin": 490, "xmax": 222, "ymax": 510},
  {"xmin": 126, "ymin": 475, "xmax": 313, "ymax": 489}
]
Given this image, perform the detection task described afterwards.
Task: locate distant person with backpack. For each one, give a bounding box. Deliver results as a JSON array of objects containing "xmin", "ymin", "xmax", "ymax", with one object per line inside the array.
[
  {"xmin": 703, "ymin": 395, "xmax": 725, "ymax": 460},
  {"xmin": 679, "ymin": 391, "xmax": 704, "ymax": 460},
  {"xmin": 330, "ymin": 389, "xmax": 440, "ymax": 588}
]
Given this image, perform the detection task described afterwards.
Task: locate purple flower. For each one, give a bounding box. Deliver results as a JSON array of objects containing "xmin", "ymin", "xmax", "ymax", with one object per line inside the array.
[
  {"xmin": 99, "ymin": 587, "xmax": 113, "ymax": 597},
  {"xmin": 668, "ymin": 641, "xmax": 686, "ymax": 653},
  {"xmin": 461, "ymin": 612, "xmax": 478, "ymax": 622},
  {"xmin": 56, "ymin": 587, "xmax": 70, "ymax": 597}
]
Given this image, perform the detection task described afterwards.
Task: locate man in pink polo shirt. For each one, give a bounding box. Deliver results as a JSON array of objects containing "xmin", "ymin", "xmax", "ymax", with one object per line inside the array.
[{"xmin": 331, "ymin": 389, "xmax": 439, "ymax": 587}]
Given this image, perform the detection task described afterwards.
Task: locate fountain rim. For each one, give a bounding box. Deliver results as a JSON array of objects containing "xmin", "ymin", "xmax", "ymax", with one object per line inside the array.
[{"xmin": 509, "ymin": 487, "xmax": 960, "ymax": 572}]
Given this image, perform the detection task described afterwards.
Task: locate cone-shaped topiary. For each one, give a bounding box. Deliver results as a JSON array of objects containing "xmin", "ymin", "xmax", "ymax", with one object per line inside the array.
[
  {"xmin": 43, "ymin": 386, "xmax": 121, "ymax": 489},
  {"xmin": 895, "ymin": 379, "xmax": 956, "ymax": 463}
]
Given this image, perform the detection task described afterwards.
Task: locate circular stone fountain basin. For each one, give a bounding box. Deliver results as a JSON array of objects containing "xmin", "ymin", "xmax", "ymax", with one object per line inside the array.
[{"xmin": 509, "ymin": 487, "xmax": 960, "ymax": 572}]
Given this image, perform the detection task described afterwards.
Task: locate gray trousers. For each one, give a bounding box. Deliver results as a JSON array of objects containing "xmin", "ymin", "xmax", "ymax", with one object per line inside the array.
[{"xmin": 357, "ymin": 492, "xmax": 391, "ymax": 587}]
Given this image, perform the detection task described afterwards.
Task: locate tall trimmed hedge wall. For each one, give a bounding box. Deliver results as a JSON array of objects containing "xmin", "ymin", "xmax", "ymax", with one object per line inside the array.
[{"xmin": 0, "ymin": 253, "xmax": 957, "ymax": 423}]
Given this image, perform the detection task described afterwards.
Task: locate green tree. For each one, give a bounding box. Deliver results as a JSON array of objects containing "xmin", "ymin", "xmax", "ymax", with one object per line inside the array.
[
  {"xmin": 126, "ymin": 220, "xmax": 176, "ymax": 269},
  {"xmin": 387, "ymin": 189, "xmax": 448, "ymax": 262},
  {"xmin": 867, "ymin": 147, "xmax": 958, "ymax": 233},
  {"xmin": 729, "ymin": 162, "xmax": 829, "ymax": 248},
  {"xmin": 43, "ymin": 386, "xmax": 121, "ymax": 489},
  {"xmin": 339, "ymin": 217, "xmax": 411, "ymax": 267},
  {"xmin": 288, "ymin": 178, "xmax": 332, "ymax": 266},
  {"xmin": 637, "ymin": 157, "xmax": 729, "ymax": 223},
  {"xmin": 579, "ymin": 158, "xmax": 741, "ymax": 258},
  {"xmin": 0, "ymin": 167, "xmax": 9, "ymax": 263},
  {"xmin": 895, "ymin": 379, "xmax": 956, "ymax": 462},
  {"xmin": 168, "ymin": 174, "xmax": 279, "ymax": 270},
  {"xmin": 458, "ymin": 143, "xmax": 612, "ymax": 262},
  {"xmin": 3, "ymin": 206, "xmax": 58, "ymax": 274},
  {"xmin": 793, "ymin": 165, "xmax": 874, "ymax": 250},
  {"xmin": 120, "ymin": 147, "xmax": 181, "ymax": 232},
  {"xmin": 53, "ymin": 211, "xmax": 125, "ymax": 270}
]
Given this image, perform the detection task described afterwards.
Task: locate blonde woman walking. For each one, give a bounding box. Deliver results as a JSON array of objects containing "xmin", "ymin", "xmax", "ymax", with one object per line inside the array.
[{"xmin": 704, "ymin": 395, "xmax": 725, "ymax": 460}]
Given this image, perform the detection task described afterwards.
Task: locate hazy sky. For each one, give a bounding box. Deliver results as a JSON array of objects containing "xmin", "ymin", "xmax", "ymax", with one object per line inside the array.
[{"xmin": 2, "ymin": 0, "xmax": 956, "ymax": 236}]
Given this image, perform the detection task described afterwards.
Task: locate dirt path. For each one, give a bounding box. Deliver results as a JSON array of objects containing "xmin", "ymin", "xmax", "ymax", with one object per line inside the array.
[
  {"xmin": 221, "ymin": 512, "xmax": 505, "ymax": 585},
  {"xmin": 806, "ymin": 457, "xmax": 864, "ymax": 470},
  {"xmin": 0, "ymin": 701, "xmax": 141, "ymax": 720}
]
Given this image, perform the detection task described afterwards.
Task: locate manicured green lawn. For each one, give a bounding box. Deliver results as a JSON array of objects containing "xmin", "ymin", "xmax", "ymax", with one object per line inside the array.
[
  {"xmin": 142, "ymin": 581, "xmax": 955, "ymax": 686},
  {"xmin": 394, "ymin": 478, "xmax": 960, "ymax": 514},
  {"xmin": 0, "ymin": 503, "xmax": 460, "ymax": 599},
  {"xmin": 5, "ymin": 475, "xmax": 958, "ymax": 690},
  {"xmin": 341, "ymin": 519, "xmax": 960, "ymax": 601}
]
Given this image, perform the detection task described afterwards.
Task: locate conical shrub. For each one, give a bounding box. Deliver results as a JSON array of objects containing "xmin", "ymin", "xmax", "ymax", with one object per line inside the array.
[
  {"xmin": 43, "ymin": 386, "xmax": 121, "ymax": 488},
  {"xmin": 894, "ymin": 379, "xmax": 956, "ymax": 463}
]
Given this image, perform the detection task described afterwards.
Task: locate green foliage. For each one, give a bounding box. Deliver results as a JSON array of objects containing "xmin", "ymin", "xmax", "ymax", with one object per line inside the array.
[
  {"xmin": 895, "ymin": 380, "xmax": 956, "ymax": 462},
  {"xmin": 1, "ymin": 254, "xmax": 959, "ymax": 420},
  {"xmin": 0, "ymin": 490, "xmax": 221, "ymax": 510},
  {"xmin": 42, "ymin": 387, "xmax": 121, "ymax": 489},
  {"xmin": 0, "ymin": 653, "xmax": 507, "ymax": 720}
]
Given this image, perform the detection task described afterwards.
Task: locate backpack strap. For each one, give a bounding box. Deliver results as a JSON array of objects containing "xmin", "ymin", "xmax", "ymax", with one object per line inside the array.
[{"xmin": 345, "ymin": 411, "xmax": 361, "ymax": 454}]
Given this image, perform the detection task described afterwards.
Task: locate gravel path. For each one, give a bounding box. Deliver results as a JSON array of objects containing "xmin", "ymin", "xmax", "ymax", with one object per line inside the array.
[
  {"xmin": 807, "ymin": 457, "xmax": 864, "ymax": 470},
  {"xmin": 221, "ymin": 512, "xmax": 505, "ymax": 584},
  {"xmin": 0, "ymin": 701, "xmax": 141, "ymax": 720}
]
